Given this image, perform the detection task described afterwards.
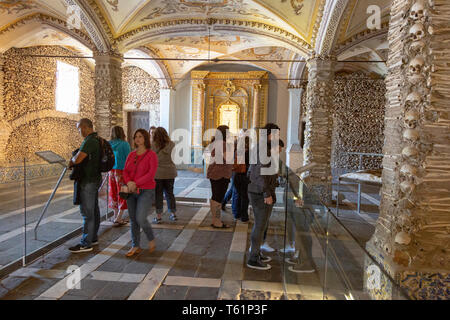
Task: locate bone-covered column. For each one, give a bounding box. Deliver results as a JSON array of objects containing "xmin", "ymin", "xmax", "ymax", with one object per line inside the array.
[
  {"xmin": 366, "ymin": 0, "xmax": 450, "ymax": 300},
  {"xmin": 94, "ymin": 52, "xmax": 123, "ymax": 139},
  {"xmin": 0, "ymin": 54, "xmax": 9, "ymax": 165},
  {"xmin": 302, "ymin": 56, "xmax": 335, "ymax": 203}
]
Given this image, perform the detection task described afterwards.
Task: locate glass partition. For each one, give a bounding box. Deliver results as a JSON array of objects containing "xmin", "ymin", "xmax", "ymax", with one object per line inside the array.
[
  {"xmin": 0, "ymin": 161, "xmax": 112, "ymax": 278},
  {"xmin": 281, "ymin": 164, "xmax": 409, "ymax": 300}
]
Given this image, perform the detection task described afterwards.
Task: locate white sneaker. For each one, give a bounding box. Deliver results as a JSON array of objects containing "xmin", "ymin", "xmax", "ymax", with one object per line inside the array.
[
  {"xmin": 260, "ymin": 242, "xmax": 275, "ymax": 253},
  {"xmin": 279, "ymin": 245, "xmax": 295, "ymax": 253}
]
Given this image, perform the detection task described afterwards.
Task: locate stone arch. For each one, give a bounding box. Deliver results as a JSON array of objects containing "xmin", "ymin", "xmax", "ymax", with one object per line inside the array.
[
  {"xmin": 0, "ymin": 13, "xmax": 97, "ymax": 53},
  {"xmin": 123, "ymin": 47, "xmax": 172, "ymax": 89}
]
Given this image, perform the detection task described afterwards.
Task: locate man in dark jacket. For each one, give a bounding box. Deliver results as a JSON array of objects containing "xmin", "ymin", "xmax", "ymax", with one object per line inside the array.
[
  {"xmin": 246, "ymin": 123, "xmax": 280, "ymax": 270},
  {"xmin": 68, "ymin": 118, "xmax": 101, "ymax": 253}
]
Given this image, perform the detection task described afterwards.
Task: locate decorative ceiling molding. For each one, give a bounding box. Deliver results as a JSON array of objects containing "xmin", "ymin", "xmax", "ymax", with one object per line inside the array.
[
  {"xmin": 315, "ymin": 0, "xmax": 349, "ymax": 55},
  {"xmin": 117, "ymin": 18, "xmax": 312, "ymax": 56},
  {"xmin": 334, "ymin": 23, "xmax": 389, "ymax": 55},
  {"xmin": 0, "ymin": 13, "xmax": 96, "ymax": 51},
  {"xmin": 63, "ymin": 0, "xmax": 110, "ymax": 52}
]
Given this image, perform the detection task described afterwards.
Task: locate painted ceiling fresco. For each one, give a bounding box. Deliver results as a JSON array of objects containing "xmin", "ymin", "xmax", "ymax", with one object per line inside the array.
[{"xmin": 0, "ymin": 0, "xmax": 391, "ymax": 82}]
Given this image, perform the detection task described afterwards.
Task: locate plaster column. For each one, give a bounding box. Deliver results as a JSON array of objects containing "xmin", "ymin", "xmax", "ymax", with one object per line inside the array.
[
  {"xmin": 252, "ymin": 83, "xmax": 262, "ymax": 128},
  {"xmin": 191, "ymin": 74, "xmax": 208, "ymax": 165},
  {"xmin": 159, "ymin": 87, "xmax": 175, "ymax": 135},
  {"xmin": 94, "ymin": 52, "xmax": 123, "ymax": 139},
  {"xmin": 286, "ymin": 85, "xmax": 305, "ymax": 171},
  {"xmin": 365, "ymin": 0, "xmax": 450, "ymax": 300},
  {"xmin": 302, "ymin": 56, "xmax": 335, "ymax": 203}
]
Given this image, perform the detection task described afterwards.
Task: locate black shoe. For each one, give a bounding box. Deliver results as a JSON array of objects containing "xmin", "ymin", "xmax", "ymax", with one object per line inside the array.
[
  {"xmin": 92, "ymin": 241, "xmax": 99, "ymax": 246},
  {"xmin": 260, "ymin": 253, "xmax": 272, "ymax": 263},
  {"xmin": 69, "ymin": 244, "xmax": 93, "ymax": 253},
  {"xmin": 247, "ymin": 259, "xmax": 271, "ymax": 271},
  {"xmin": 221, "ymin": 203, "xmax": 226, "ymax": 211}
]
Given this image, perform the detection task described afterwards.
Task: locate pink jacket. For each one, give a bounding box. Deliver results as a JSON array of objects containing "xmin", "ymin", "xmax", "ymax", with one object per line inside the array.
[{"xmin": 123, "ymin": 150, "xmax": 158, "ymax": 190}]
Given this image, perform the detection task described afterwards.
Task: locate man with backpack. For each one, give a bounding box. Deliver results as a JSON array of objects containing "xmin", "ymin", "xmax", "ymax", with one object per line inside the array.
[{"xmin": 68, "ymin": 118, "xmax": 102, "ymax": 253}]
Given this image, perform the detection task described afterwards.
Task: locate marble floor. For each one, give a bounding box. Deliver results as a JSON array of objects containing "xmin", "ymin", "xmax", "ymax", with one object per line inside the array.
[{"xmin": 0, "ymin": 170, "xmax": 385, "ymax": 300}]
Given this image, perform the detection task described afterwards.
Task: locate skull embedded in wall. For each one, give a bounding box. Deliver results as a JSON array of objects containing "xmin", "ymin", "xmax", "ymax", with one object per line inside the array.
[
  {"xmin": 395, "ymin": 231, "xmax": 412, "ymax": 245},
  {"xmin": 402, "ymin": 146, "xmax": 419, "ymax": 159},
  {"xmin": 409, "ymin": 56, "xmax": 425, "ymax": 75},
  {"xmin": 403, "ymin": 128, "xmax": 420, "ymax": 141},
  {"xmin": 400, "ymin": 180, "xmax": 416, "ymax": 194},
  {"xmin": 400, "ymin": 164, "xmax": 418, "ymax": 177},
  {"xmin": 406, "ymin": 92, "xmax": 422, "ymax": 106},
  {"xmin": 409, "ymin": 23, "xmax": 426, "ymax": 41},
  {"xmin": 410, "ymin": 1, "xmax": 426, "ymax": 21},
  {"xmin": 404, "ymin": 109, "xmax": 420, "ymax": 128},
  {"xmin": 410, "ymin": 40, "xmax": 425, "ymax": 53}
]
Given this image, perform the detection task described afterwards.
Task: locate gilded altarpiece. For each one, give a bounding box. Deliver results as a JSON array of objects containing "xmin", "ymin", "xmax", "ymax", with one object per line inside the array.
[{"xmin": 191, "ymin": 71, "xmax": 268, "ymax": 148}]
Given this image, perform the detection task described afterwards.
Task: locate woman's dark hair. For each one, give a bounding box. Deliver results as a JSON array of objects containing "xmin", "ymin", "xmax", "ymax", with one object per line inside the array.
[
  {"xmin": 133, "ymin": 129, "xmax": 151, "ymax": 149},
  {"xmin": 263, "ymin": 123, "xmax": 280, "ymax": 137},
  {"xmin": 152, "ymin": 127, "xmax": 171, "ymax": 150},
  {"xmin": 211, "ymin": 125, "xmax": 229, "ymax": 143},
  {"xmin": 111, "ymin": 126, "xmax": 126, "ymax": 141}
]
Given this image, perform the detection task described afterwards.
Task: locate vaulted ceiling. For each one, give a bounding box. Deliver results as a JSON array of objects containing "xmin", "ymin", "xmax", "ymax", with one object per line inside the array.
[{"xmin": 0, "ymin": 0, "xmax": 392, "ymax": 84}]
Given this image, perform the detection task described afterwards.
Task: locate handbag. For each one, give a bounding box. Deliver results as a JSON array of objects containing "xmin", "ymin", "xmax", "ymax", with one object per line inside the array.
[{"xmin": 119, "ymin": 151, "xmax": 149, "ymax": 200}]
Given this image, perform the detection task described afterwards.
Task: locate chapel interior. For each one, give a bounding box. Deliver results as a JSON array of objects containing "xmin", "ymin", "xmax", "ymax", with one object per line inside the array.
[{"xmin": 0, "ymin": 0, "xmax": 448, "ymax": 301}]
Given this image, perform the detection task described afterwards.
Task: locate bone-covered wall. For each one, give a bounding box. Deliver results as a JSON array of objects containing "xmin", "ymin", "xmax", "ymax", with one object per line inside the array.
[
  {"xmin": 122, "ymin": 66, "xmax": 160, "ymax": 128},
  {"xmin": 1, "ymin": 46, "xmax": 95, "ymax": 165},
  {"xmin": 331, "ymin": 72, "xmax": 386, "ymax": 170}
]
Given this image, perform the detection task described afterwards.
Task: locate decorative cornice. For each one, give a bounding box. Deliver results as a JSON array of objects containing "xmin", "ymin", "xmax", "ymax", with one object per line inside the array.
[
  {"xmin": 63, "ymin": 0, "xmax": 110, "ymax": 52},
  {"xmin": 0, "ymin": 13, "xmax": 96, "ymax": 51},
  {"xmin": 310, "ymin": 0, "xmax": 327, "ymax": 48},
  {"xmin": 334, "ymin": 23, "xmax": 389, "ymax": 55},
  {"xmin": 117, "ymin": 18, "xmax": 312, "ymax": 55},
  {"xmin": 315, "ymin": 0, "xmax": 349, "ymax": 55},
  {"xmin": 82, "ymin": 0, "xmax": 115, "ymax": 46}
]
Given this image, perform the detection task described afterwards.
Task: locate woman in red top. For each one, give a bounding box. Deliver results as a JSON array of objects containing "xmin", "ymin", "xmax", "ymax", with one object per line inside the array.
[{"xmin": 122, "ymin": 129, "xmax": 158, "ymax": 257}]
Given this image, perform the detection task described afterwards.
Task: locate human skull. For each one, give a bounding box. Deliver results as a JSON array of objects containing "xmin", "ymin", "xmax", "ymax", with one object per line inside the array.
[
  {"xmin": 403, "ymin": 128, "xmax": 420, "ymax": 141},
  {"xmin": 404, "ymin": 109, "xmax": 420, "ymax": 128},
  {"xmin": 406, "ymin": 92, "xmax": 422, "ymax": 105},
  {"xmin": 400, "ymin": 180, "xmax": 416, "ymax": 194},
  {"xmin": 400, "ymin": 164, "xmax": 418, "ymax": 177},
  {"xmin": 410, "ymin": 1, "xmax": 425, "ymax": 21},
  {"xmin": 395, "ymin": 231, "xmax": 412, "ymax": 246},
  {"xmin": 409, "ymin": 56, "xmax": 425, "ymax": 74},
  {"xmin": 409, "ymin": 23, "xmax": 426, "ymax": 41},
  {"xmin": 402, "ymin": 146, "xmax": 419, "ymax": 158},
  {"xmin": 410, "ymin": 40, "xmax": 425, "ymax": 53}
]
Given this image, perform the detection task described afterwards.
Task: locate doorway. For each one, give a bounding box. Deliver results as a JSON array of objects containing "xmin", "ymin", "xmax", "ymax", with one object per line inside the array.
[{"xmin": 127, "ymin": 111, "xmax": 149, "ymax": 147}]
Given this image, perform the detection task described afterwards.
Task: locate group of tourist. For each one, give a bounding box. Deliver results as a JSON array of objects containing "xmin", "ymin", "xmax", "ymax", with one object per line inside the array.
[
  {"xmin": 68, "ymin": 119, "xmax": 177, "ymax": 258},
  {"xmin": 68, "ymin": 118, "xmax": 312, "ymax": 273}
]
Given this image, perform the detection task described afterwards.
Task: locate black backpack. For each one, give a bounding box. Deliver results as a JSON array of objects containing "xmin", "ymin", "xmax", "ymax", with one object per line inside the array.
[{"xmin": 97, "ymin": 137, "xmax": 115, "ymax": 173}]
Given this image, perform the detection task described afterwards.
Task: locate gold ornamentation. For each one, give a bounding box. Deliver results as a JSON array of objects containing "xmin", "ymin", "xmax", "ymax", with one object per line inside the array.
[
  {"xmin": 0, "ymin": 0, "xmax": 36, "ymax": 14},
  {"xmin": 281, "ymin": 0, "xmax": 305, "ymax": 16},
  {"xmin": 106, "ymin": 0, "xmax": 119, "ymax": 12}
]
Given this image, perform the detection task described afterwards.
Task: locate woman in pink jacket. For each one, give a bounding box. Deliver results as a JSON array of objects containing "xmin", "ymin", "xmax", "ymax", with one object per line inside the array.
[{"xmin": 122, "ymin": 129, "xmax": 158, "ymax": 257}]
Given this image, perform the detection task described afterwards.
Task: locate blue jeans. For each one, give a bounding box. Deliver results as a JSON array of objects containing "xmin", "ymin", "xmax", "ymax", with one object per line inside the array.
[
  {"xmin": 222, "ymin": 173, "xmax": 239, "ymax": 217},
  {"xmin": 155, "ymin": 179, "xmax": 176, "ymax": 214},
  {"xmin": 127, "ymin": 189, "xmax": 155, "ymax": 247},
  {"xmin": 248, "ymin": 192, "xmax": 274, "ymax": 262},
  {"xmin": 79, "ymin": 182, "xmax": 100, "ymax": 247}
]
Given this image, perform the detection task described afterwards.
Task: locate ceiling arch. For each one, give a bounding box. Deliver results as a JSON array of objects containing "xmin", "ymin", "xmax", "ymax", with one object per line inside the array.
[
  {"xmin": 0, "ymin": 13, "xmax": 95, "ymax": 54},
  {"xmin": 123, "ymin": 47, "xmax": 172, "ymax": 89}
]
